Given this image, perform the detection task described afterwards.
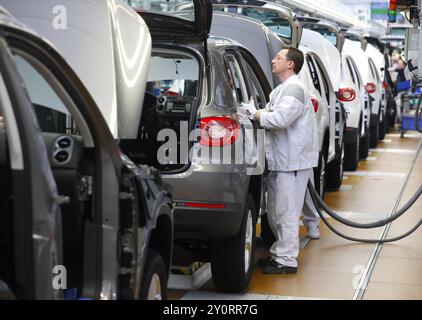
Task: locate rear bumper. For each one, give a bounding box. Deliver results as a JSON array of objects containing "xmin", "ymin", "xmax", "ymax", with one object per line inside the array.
[
  {"xmin": 173, "ymin": 202, "xmax": 243, "ymax": 241},
  {"xmin": 163, "ymin": 164, "xmax": 255, "ymax": 241}
]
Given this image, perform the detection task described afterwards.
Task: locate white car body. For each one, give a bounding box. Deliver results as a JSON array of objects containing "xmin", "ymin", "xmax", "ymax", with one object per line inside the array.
[
  {"xmin": 365, "ymin": 43, "xmax": 387, "ymax": 125},
  {"xmin": 298, "ymin": 45, "xmax": 331, "ymax": 161},
  {"xmin": 340, "ymin": 52, "xmax": 367, "ymax": 136},
  {"xmin": 300, "ymin": 29, "xmax": 346, "ymax": 165},
  {"xmin": 344, "ymin": 40, "xmax": 381, "ymax": 134}
]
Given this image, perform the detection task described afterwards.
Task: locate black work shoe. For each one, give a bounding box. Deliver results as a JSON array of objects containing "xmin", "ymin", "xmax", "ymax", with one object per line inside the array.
[
  {"xmin": 261, "ymin": 260, "xmax": 297, "ymax": 274},
  {"xmin": 257, "ymin": 256, "xmax": 274, "ymax": 267}
]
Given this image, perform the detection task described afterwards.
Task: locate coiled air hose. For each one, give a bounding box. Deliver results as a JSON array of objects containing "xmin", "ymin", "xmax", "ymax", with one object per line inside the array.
[
  {"xmin": 308, "ymin": 181, "xmax": 422, "ymax": 243},
  {"xmin": 306, "ymin": 92, "xmax": 422, "ymax": 243}
]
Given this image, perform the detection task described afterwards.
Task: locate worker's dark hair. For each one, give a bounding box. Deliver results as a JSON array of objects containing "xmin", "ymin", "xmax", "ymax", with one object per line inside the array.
[{"xmin": 282, "ymin": 46, "xmax": 304, "ymax": 74}]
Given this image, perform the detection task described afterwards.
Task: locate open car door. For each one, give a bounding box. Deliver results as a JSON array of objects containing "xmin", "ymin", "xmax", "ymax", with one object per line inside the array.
[{"xmin": 0, "ymin": 37, "xmax": 62, "ymax": 300}]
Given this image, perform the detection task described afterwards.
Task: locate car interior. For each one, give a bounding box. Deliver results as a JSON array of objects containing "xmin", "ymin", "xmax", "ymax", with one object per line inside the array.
[{"xmin": 119, "ymin": 51, "xmax": 200, "ymax": 172}]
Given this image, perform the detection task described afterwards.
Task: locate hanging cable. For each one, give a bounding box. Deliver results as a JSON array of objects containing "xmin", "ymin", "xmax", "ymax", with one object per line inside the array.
[
  {"xmin": 308, "ymin": 181, "xmax": 422, "ymax": 243},
  {"xmin": 308, "ymin": 182, "xmax": 422, "ymax": 228},
  {"xmin": 302, "ymin": 91, "xmax": 422, "ymax": 243}
]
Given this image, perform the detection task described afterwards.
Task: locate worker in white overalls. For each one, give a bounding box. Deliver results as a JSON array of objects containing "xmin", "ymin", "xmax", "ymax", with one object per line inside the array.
[{"xmin": 240, "ymin": 47, "xmax": 320, "ymax": 274}]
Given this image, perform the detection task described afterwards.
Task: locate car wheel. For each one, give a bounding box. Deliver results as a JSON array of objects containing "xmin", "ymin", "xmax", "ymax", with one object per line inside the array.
[
  {"xmin": 326, "ymin": 140, "xmax": 344, "ymax": 189},
  {"xmin": 314, "ymin": 151, "xmax": 326, "ymax": 199},
  {"xmin": 369, "ymin": 123, "xmax": 379, "ymax": 148},
  {"xmin": 140, "ymin": 249, "xmax": 167, "ymax": 300},
  {"xmin": 344, "ymin": 129, "xmax": 360, "ymax": 171},
  {"xmin": 211, "ymin": 195, "xmax": 256, "ymax": 293},
  {"xmin": 360, "ymin": 128, "xmax": 370, "ymax": 159},
  {"xmin": 260, "ymin": 212, "xmax": 276, "ymax": 247},
  {"xmin": 378, "ymin": 119, "xmax": 386, "ymax": 140}
]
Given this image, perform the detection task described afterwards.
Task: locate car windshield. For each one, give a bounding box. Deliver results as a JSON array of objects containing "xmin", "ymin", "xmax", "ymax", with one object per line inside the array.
[
  {"xmin": 213, "ymin": 6, "xmax": 292, "ymax": 41},
  {"xmin": 124, "ymin": 0, "xmax": 195, "ymax": 22}
]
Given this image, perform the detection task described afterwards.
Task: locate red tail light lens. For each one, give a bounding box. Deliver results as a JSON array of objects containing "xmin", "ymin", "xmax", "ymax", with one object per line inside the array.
[
  {"xmin": 339, "ymin": 88, "xmax": 356, "ymax": 102},
  {"xmin": 200, "ymin": 116, "xmax": 240, "ymax": 147},
  {"xmin": 365, "ymin": 82, "xmax": 376, "ymax": 94},
  {"xmin": 311, "ymin": 97, "xmax": 319, "ymax": 113},
  {"xmin": 183, "ymin": 202, "xmax": 227, "ymax": 209}
]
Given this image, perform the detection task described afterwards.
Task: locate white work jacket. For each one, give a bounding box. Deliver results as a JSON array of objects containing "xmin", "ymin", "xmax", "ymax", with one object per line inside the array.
[{"xmin": 259, "ymin": 74, "xmax": 319, "ymax": 172}]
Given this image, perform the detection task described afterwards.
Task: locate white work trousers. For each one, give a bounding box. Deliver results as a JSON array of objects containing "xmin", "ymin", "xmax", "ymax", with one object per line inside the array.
[{"xmin": 267, "ymin": 168, "xmax": 320, "ymax": 267}]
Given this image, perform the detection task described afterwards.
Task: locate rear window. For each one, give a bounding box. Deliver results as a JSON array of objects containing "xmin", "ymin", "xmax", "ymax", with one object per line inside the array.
[
  {"xmin": 125, "ymin": 0, "xmax": 195, "ymax": 21},
  {"xmin": 213, "ymin": 6, "xmax": 293, "ymax": 42},
  {"xmin": 147, "ymin": 53, "xmax": 199, "ymax": 98}
]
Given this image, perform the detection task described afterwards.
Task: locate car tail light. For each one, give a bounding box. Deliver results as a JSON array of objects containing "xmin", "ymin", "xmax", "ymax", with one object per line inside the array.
[
  {"xmin": 311, "ymin": 97, "xmax": 319, "ymax": 113},
  {"xmin": 383, "ymin": 81, "xmax": 389, "ymax": 89},
  {"xmin": 365, "ymin": 82, "xmax": 376, "ymax": 94},
  {"xmin": 339, "ymin": 88, "xmax": 356, "ymax": 102},
  {"xmin": 200, "ymin": 116, "xmax": 240, "ymax": 147}
]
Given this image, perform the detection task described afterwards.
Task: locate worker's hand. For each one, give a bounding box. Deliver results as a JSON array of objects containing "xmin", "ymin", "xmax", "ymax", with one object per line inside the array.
[{"xmin": 240, "ymin": 97, "xmax": 257, "ymax": 120}]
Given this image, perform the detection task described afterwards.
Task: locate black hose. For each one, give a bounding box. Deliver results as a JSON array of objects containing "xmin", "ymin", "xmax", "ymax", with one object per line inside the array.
[
  {"xmin": 308, "ymin": 181, "xmax": 422, "ymax": 228},
  {"xmin": 308, "ymin": 182, "xmax": 422, "ymax": 243},
  {"xmin": 302, "ymin": 89, "xmax": 422, "ymax": 243}
]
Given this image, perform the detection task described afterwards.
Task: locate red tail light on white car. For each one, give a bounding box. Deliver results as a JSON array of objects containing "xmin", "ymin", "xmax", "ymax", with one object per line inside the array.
[
  {"xmin": 365, "ymin": 82, "xmax": 376, "ymax": 94},
  {"xmin": 311, "ymin": 97, "xmax": 319, "ymax": 113},
  {"xmin": 200, "ymin": 116, "xmax": 240, "ymax": 147},
  {"xmin": 338, "ymin": 88, "xmax": 356, "ymax": 102}
]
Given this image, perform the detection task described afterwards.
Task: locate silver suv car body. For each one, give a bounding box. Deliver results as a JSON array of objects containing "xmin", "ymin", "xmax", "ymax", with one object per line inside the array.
[{"xmin": 128, "ymin": 0, "xmax": 271, "ymax": 293}]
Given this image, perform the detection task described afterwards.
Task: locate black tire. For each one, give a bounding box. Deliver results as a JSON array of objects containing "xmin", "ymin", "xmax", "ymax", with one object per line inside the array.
[
  {"xmin": 369, "ymin": 123, "xmax": 379, "ymax": 148},
  {"xmin": 360, "ymin": 129, "xmax": 370, "ymax": 159},
  {"xmin": 313, "ymin": 151, "xmax": 326, "ymax": 200},
  {"xmin": 260, "ymin": 213, "xmax": 276, "ymax": 247},
  {"xmin": 140, "ymin": 249, "xmax": 168, "ymax": 300},
  {"xmin": 388, "ymin": 98, "xmax": 397, "ymax": 128},
  {"xmin": 378, "ymin": 119, "xmax": 386, "ymax": 140},
  {"xmin": 211, "ymin": 195, "xmax": 256, "ymax": 293},
  {"xmin": 326, "ymin": 140, "xmax": 344, "ymax": 189},
  {"xmin": 344, "ymin": 129, "xmax": 360, "ymax": 171}
]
